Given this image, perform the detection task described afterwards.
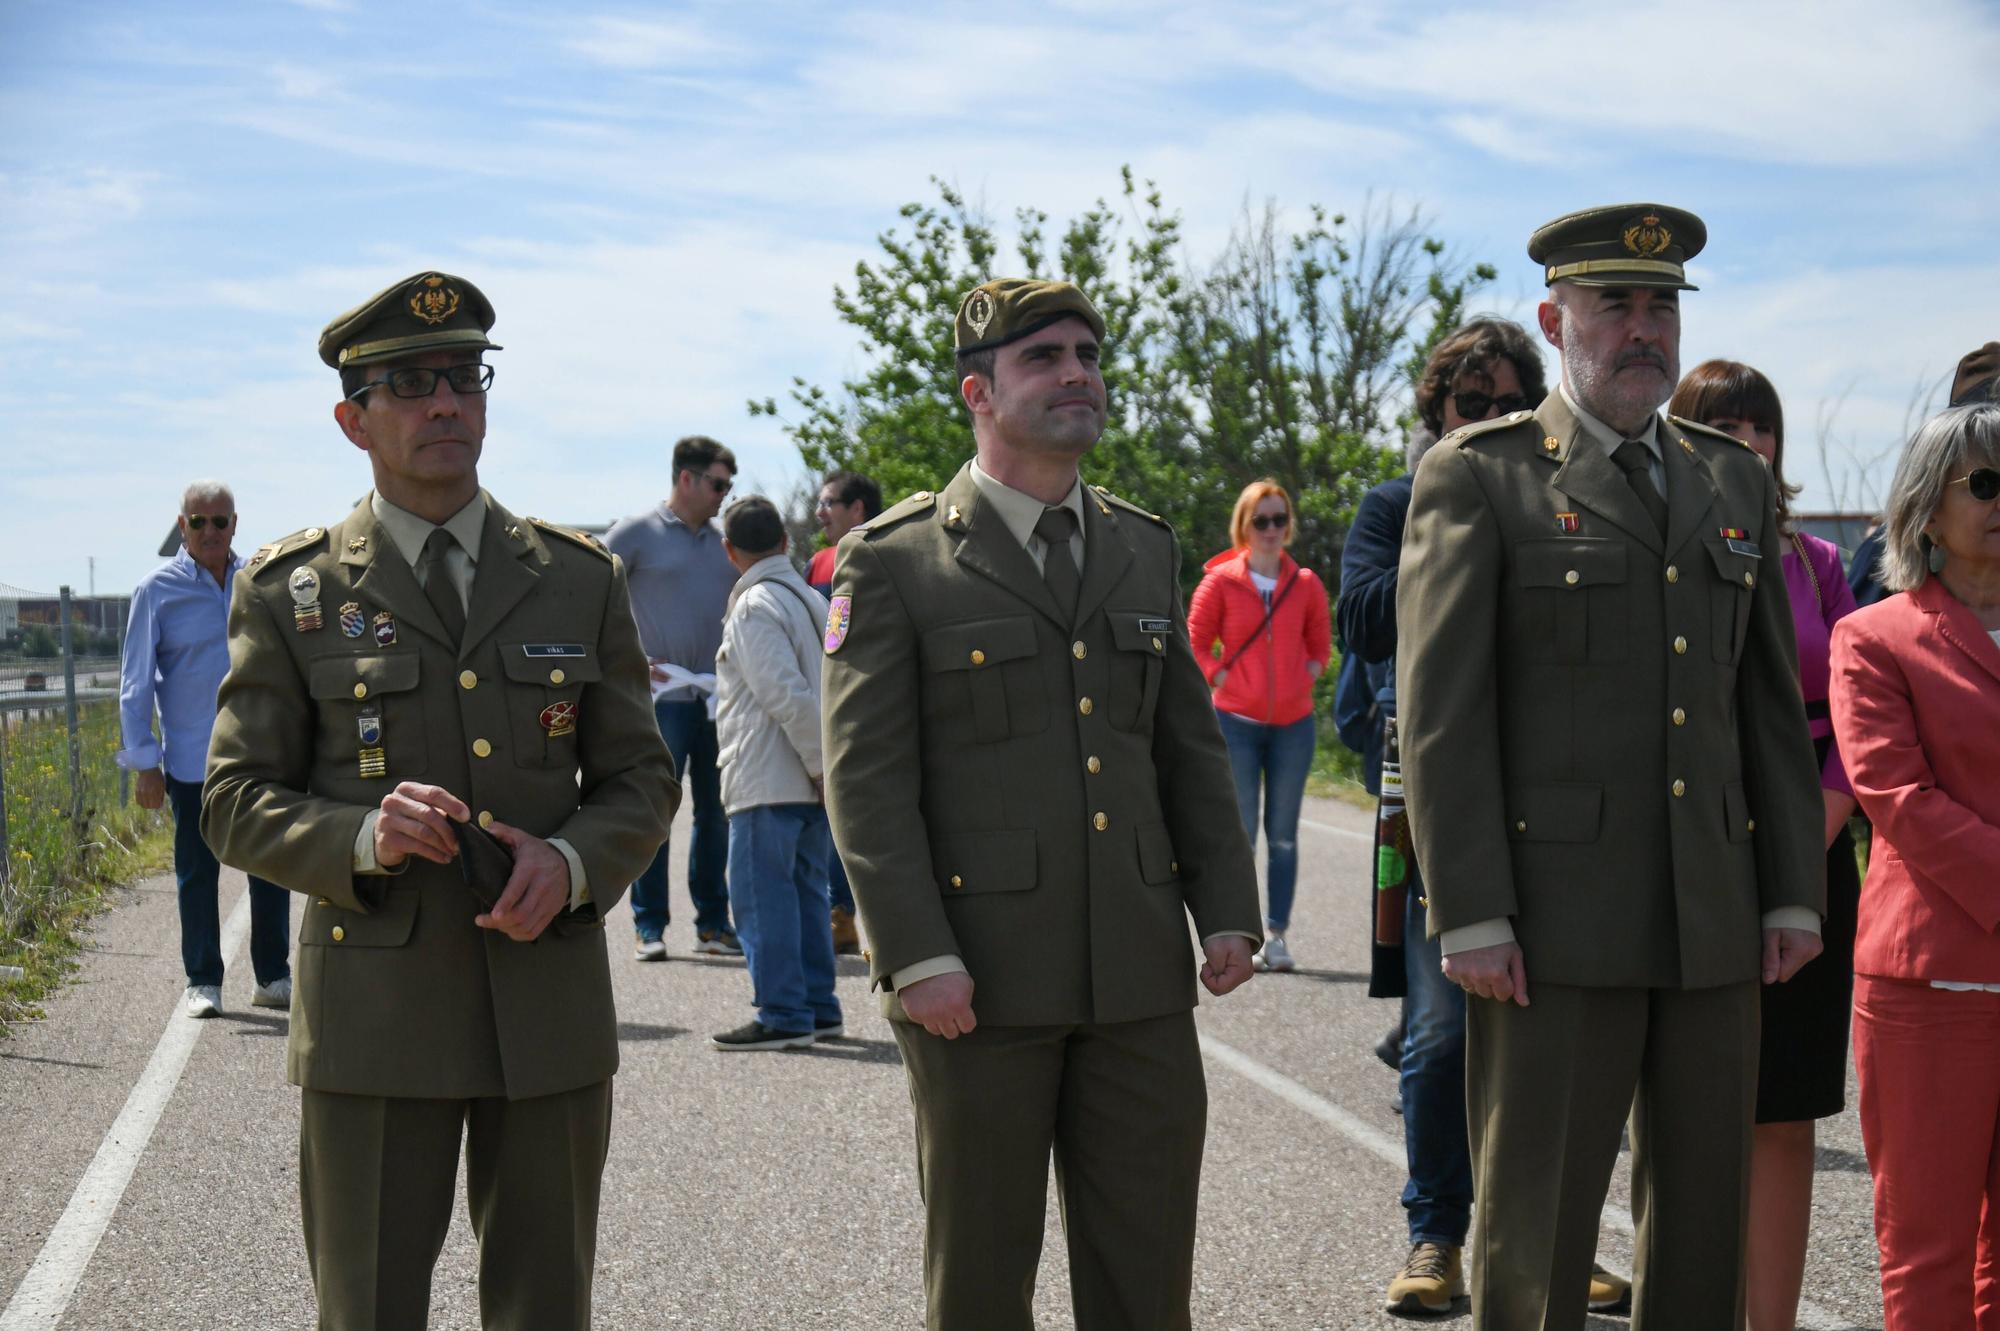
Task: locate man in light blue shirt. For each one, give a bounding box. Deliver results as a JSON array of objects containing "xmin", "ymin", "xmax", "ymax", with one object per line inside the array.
[{"xmin": 117, "ymin": 481, "xmax": 291, "ymax": 1019}]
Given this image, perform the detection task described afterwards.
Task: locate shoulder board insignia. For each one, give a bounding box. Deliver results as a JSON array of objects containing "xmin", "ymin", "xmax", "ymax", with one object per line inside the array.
[
  {"xmin": 1093, "ymin": 487, "xmax": 1168, "ymax": 526},
  {"xmin": 528, "ymin": 517, "xmax": 611, "ymax": 559},
  {"xmin": 1443, "ymin": 411, "xmax": 1535, "ymax": 449},
  {"xmin": 246, "ymin": 525, "xmax": 329, "ymax": 576},
  {"xmin": 857, "ymin": 489, "xmax": 938, "ymax": 536},
  {"xmin": 1668, "ymin": 415, "xmax": 1752, "ymax": 449}
]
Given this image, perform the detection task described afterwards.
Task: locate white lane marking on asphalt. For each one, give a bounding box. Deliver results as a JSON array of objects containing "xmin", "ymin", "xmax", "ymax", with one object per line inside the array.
[
  {"xmin": 1299, "ymin": 816, "xmax": 1370, "ymax": 842},
  {"xmin": 0, "ymin": 889, "xmax": 253, "ymax": 1330},
  {"xmin": 1198, "ymin": 1033, "xmax": 1861, "ymax": 1331}
]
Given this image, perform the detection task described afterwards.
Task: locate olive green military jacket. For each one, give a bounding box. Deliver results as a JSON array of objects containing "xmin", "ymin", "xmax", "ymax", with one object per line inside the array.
[
  {"xmin": 821, "ymin": 463, "xmax": 1261, "ymax": 1027},
  {"xmin": 202, "ymin": 494, "xmax": 678, "ymax": 1100},
  {"xmin": 1395, "ymin": 394, "xmax": 1824, "ymax": 989}
]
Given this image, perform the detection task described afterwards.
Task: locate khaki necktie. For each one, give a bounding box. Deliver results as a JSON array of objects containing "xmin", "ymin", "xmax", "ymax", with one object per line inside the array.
[
  {"xmin": 419, "ymin": 527, "xmax": 467, "ymax": 644},
  {"xmin": 1612, "ymin": 439, "xmax": 1669, "ymax": 538},
  {"xmin": 1035, "ymin": 506, "xmax": 1080, "ymax": 622}
]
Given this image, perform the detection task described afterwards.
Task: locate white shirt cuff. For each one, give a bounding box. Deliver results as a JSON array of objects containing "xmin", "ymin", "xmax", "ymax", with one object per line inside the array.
[
  {"xmin": 891, "ymin": 955, "xmax": 967, "ymax": 989},
  {"xmin": 549, "ymin": 837, "xmax": 590, "ymax": 912},
  {"xmin": 1440, "ymin": 918, "xmax": 1517, "ymax": 955},
  {"xmin": 353, "ymin": 810, "xmax": 386, "ymax": 874},
  {"xmin": 1762, "ymin": 907, "xmax": 1821, "ymax": 936}
]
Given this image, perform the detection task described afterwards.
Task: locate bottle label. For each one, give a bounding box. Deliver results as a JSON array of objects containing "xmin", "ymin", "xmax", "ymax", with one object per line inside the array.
[{"xmin": 1376, "ymin": 844, "xmax": 1406, "ymax": 890}]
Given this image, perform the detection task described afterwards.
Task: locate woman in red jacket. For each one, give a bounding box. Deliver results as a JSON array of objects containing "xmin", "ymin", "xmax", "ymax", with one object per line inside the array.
[
  {"xmin": 1830, "ymin": 403, "xmax": 2000, "ymax": 1331},
  {"xmin": 1187, "ymin": 480, "xmax": 1332, "ymax": 971}
]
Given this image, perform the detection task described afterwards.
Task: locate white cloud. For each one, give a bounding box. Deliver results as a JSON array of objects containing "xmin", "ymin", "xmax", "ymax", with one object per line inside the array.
[{"xmin": 560, "ymin": 16, "xmax": 734, "ymax": 71}]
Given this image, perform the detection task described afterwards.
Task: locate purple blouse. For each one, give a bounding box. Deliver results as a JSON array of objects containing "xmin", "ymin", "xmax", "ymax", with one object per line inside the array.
[{"xmin": 1784, "ymin": 530, "xmax": 1857, "ymax": 795}]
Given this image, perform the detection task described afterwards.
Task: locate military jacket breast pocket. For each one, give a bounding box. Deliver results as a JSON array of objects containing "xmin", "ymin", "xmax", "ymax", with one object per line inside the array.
[
  {"xmin": 498, "ymin": 642, "xmax": 601, "ymax": 769},
  {"xmin": 307, "ymin": 651, "xmax": 427, "ymax": 776},
  {"xmin": 1703, "ymin": 540, "xmax": 1759, "ymax": 665},
  {"xmin": 1513, "ymin": 540, "xmax": 1628, "ymax": 664},
  {"xmin": 920, "ymin": 615, "xmax": 1048, "ymax": 743},
  {"xmin": 1105, "ymin": 611, "xmax": 1169, "ymax": 732}
]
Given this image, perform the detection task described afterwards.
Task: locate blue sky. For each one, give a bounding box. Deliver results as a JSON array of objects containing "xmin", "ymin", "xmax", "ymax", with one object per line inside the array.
[{"xmin": 3, "ymin": 0, "xmax": 1997, "ymax": 596}]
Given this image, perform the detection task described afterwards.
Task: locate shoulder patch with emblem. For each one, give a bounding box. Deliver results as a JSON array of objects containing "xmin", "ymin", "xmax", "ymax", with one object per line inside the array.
[
  {"xmin": 246, "ymin": 525, "xmax": 329, "ymax": 576},
  {"xmin": 856, "ymin": 489, "xmax": 937, "ymax": 538},
  {"xmin": 823, "ymin": 594, "xmax": 853, "ymax": 653},
  {"xmin": 528, "ymin": 517, "xmax": 611, "ymax": 559}
]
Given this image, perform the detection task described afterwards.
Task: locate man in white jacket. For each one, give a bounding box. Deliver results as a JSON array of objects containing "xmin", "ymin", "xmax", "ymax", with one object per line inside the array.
[{"xmin": 709, "ymin": 496, "xmax": 845, "ymax": 1051}]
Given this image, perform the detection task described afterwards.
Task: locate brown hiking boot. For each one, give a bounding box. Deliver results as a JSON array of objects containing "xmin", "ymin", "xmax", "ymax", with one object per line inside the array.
[
  {"xmin": 1385, "ymin": 1241, "xmax": 1464, "ymax": 1316},
  {"xmin": 830, "ymin": 907, "xmax": 861, "ymax": 956},
  {"xmin": 1588, "ymin": 1262, "xmax": 1631, "ymax": 1313}
]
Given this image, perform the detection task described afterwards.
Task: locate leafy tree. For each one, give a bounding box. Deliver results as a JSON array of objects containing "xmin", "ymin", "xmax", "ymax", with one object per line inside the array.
[{"xmin": 751, "ymin": 171, "xmax": 1493, "ymax": 591}]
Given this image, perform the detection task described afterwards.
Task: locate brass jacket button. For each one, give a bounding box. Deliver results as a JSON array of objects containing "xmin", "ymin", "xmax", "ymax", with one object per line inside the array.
[
  {"xmin": 970, "ymin": 649, "xmax": 986, "ymax": 666},
  {"xmin": 1092, "ymin": 812, "xmax": 1108, "ymax": 831},
  {"xmin": 478, "ymin": 810, "xmax": 494, "ymax": 828},
  {"xmin": 458, "ymin": 670, "xmax": 477, "ymax": 690},
  {"xmin": 331, "ymin": 925, "xmax": 345, "ymax": 942},
  {"xmin": 1086, "ymin": 756, "xmax": 1101, "ymax": 774},
  {"xmin": 550, "ymin": 668, "xmax": 566, "ymax": 685},
  {"xmin": 1673, "ymin": 636, "xmax": 1688, "ymax": 655},
  {"xmin": 1672, "ymin": 707, "xmax": 1686, "ymax": 726},
  {"xmin": 1078, "ymin": 697, "xmax": 1093, "ymax": 716},
  {"xmin": 1072, "ymin": 641, "xmax": 1087, "ymax": 660},
  {"xmin": 1666, "ymin": 565, "xmax": 1680, "ymax": 583},
  {"xmin": 352, "ymin": 682, "xmax": 368, "ymax": 700},
  {"xmin": 472, "ymin": 738, "xmax": 493, "ymax": 758},
  {"xmin": 950, "ymin": 875, "xmax": 963, "ymax": 890},
  {"xmin": 1671, "ymin": 778, "xmax": 1686, "ymax": 798},
  {"xmin": 1564, "ymin": 569, "xmax": 1580, "ymax": 586}
]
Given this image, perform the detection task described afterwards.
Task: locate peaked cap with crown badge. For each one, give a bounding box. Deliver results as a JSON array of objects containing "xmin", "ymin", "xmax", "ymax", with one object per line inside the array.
[
  {"xmin": 318, "ymin": 270, "xmax": 503, "ymax": 369},
  {"xmin": 1529, "ymin": 203, "xmax": 1707, "ymax": 291}
]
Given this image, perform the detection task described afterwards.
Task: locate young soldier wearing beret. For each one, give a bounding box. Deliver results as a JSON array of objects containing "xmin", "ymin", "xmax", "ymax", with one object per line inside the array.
[
  {"xmin": 1396, "ymin": 207, "xmax": 1824, "ymax": 1327},
  {"xmin": 821, "ymin": 279, "xmax": 1263, "ymax": 1331},
  {"xmin": 202, "ymin": 271, "xmax": 678, "ymax": 1330}
]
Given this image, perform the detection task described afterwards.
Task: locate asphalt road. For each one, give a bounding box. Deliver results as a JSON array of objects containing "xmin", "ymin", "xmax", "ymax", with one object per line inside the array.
[{"xmin": 0, "ymin": 793, "xmax": 1887, "ymax": 1330}]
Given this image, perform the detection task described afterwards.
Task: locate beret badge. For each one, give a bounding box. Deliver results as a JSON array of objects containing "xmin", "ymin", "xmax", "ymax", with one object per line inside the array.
[
  {"xmin": 409, "ymin": 274, "xmax": 462, "ymax": 327},
  {"xmin": 964, "ymin": 289, "xmax": 995, "ymax": 338}
]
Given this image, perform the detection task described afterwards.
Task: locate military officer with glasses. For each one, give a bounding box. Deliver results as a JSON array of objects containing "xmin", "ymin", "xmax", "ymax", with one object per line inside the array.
[
  {"xmin": 202, "ymin": 270, "xmax": 677, "ymax": 1330},
  {"xmin": 1396, "ymin": 207, "xmax": 1824, "ymax": 1327}
]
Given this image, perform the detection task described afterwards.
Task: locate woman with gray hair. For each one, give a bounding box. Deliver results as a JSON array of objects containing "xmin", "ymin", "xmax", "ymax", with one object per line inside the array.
[{"xmin": 1829, "ymin": 403, "xmax": 2000, "ymax": 1330}]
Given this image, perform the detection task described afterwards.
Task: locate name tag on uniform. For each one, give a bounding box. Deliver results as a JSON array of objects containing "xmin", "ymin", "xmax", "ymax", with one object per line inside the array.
[
  {"xmin": 1137, "ymin": 617, "xmax": 1172, "ymax": 634},
  {"xmin": 521, "ymin": 643, "xmax": 587, "ymax": 657},
  {"xmin": 1725, "ymin": 539, "xmax": 1762, "ymax": 558}
]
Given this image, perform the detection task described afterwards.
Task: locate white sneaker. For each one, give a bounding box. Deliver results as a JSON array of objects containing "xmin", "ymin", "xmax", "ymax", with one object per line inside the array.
[
  {"xmin": 634, "ymin": 937, "xmax": 667, "ymax": 962},
  {"xmin": 251, "ymin": 977, "xmax": 292, "ymax": 1010},
  {"xmin": 184, "ymin": 985, "xmax": 221, "ymax": 1019},
  {"xmin": 1257, "ymin": 935, "xmax": 1295, "ymax": 972}
]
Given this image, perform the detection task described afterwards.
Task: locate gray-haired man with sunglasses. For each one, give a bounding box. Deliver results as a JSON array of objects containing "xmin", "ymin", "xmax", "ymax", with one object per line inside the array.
[{"xmin": 117, "ymin": 481, "xmax": 293, "ymax": 1018}]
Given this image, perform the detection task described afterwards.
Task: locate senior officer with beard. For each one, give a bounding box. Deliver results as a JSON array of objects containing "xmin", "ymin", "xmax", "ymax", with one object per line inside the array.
[
  {"xmin": 822, "ymin": 279, "xmax": 1262, "ymax": 1331},
  {"xmin": 1396, "ymin": 208, "xmax": 1824, "ymax": 1329},
  {"xmin": 202, "ymin": 271, "xmax": 677, "ymax": 1331}
]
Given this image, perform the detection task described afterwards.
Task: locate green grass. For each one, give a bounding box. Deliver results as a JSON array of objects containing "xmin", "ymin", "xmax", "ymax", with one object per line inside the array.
[
  {"xmin": 1307, "ymin": 725, "xmax": 1376, "ymax": 809},
  {"xmin": 1, "ymin": 700, "xmax": 173, "ymax": 1030}
]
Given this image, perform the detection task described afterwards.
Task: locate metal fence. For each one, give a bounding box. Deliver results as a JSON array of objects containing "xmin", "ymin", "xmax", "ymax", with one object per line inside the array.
[{"xmin": 1, "ymin": 586, "xmax": 137, "ymax": 892}]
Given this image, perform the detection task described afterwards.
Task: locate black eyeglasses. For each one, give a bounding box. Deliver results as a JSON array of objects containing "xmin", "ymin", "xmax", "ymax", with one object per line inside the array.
[
  {"xmin": 702, "ymin": 474, "xmax": 734, "ymax": 496},
  {"xmin": 1950, "ymin": 467, "xmax": 2000, "ymax": 502},
  {"xmin": 183, "ymin": 514, "xmax": 234, "ymax": 531},
  {"xmin": 351, "ymin": 364, "xmax": 495, "ymax": 401},
  {"xmin": 1250, "ymin": 513, "xmax": 1290, "ymax": 532},
  {"xmin": 1453, "ymin": 391, "xmax": 1531, "ymax": 420}
]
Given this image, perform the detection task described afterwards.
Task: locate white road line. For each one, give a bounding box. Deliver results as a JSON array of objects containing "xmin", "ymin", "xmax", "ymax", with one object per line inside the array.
[
  {"xmin": 1197, "ymin": 1032, "xmax": 1861, "ymax": 1331},
  {"xmin": 1300, "ymin": 816, "xmax": 1370, "ymax": 842},
  {"xmin": 0, "ymin": 889, "xmax": 252, "ymax": 1330}
]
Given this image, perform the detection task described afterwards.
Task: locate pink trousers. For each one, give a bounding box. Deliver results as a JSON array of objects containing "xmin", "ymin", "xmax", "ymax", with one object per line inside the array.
[{"xmin": 1854, "ymin": 974, "xmax": 2000, "ymax": 1331}]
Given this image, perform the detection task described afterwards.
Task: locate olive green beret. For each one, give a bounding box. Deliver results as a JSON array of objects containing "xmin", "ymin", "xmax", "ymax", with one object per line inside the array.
[
  {"xmin": 1528, "ymin": 204, "xmax": 1706, "ymax": 291},
  {"xmin": 318, "ymin": 270, "xmax": 502, "ymax": 369},
  {"xmin": 954, "ymin": 278, "xmax": 1105, "ymax": 355}
]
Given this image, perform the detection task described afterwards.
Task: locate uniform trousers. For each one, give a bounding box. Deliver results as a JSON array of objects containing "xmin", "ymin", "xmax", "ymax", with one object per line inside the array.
[
  {"xmin": 299, "ymin": 1080, "xmax": 613, "ymax": 1331},
  {"xmin": 1853, "ymin": 974, "xmax": 2000, "ymax": 1331},
  {"xmin": 891, "ymin": 1009, "xmax": 1207, "ymax": 1331},
  {"xmin": 1467, "ymin": 980, "xmax": 1758, "ymax": 1330}
]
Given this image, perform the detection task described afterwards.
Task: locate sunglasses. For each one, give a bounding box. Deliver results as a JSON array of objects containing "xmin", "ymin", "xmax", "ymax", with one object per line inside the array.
[
  {"xmin": 1949, "ymin": 467, "xmax": 2000, "ymax": 502},
  {"xmin": 1453, "ymin": 391, "xmax": 1531, "ymax": 420},
  {"xmin": 1250, "ymin": 513, "xmax": 1290, "ymax": 532},
  {"xmin": 703, "ymin": 474, "xmax": 734, "ymax": 496},
  {"xmin": 183, "ymin": 514, "xmax": 234, "ymax": 531}
]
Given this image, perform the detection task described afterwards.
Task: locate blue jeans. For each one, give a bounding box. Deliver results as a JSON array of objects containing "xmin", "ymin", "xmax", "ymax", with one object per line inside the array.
[
  {"xmin": 726, "ymin": 804, "xmax": 842, "ymax": 1035},
  {"xmin": 629, "ymin": 698, "xmax": 732, "ymax": 940},
  {"xmin": 1216, "ymin": 711, "xmax": 1315, "ymax": 931},
  {"xmin": 827, "ymin": 847, "xmax": 854, "ymax": 916},
  {"xmin": 1399, "ymin": 865, "xmax": 1472, "ymax": 1246},
  {"xmin": 165, "ymin": 778, "xmax": 290, "ymax": 987}
]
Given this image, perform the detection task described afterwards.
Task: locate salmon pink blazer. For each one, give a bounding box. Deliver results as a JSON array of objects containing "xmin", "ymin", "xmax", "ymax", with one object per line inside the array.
[{"xmin": 1830, "ymin": 578, "xmax": 2000, "ymax": 982}]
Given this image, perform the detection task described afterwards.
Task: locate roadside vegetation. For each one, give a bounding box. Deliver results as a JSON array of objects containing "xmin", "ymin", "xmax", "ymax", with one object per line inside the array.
[{"xmin": 1, "ymin": 700, "xmax": 172, "ymax": 1032}]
